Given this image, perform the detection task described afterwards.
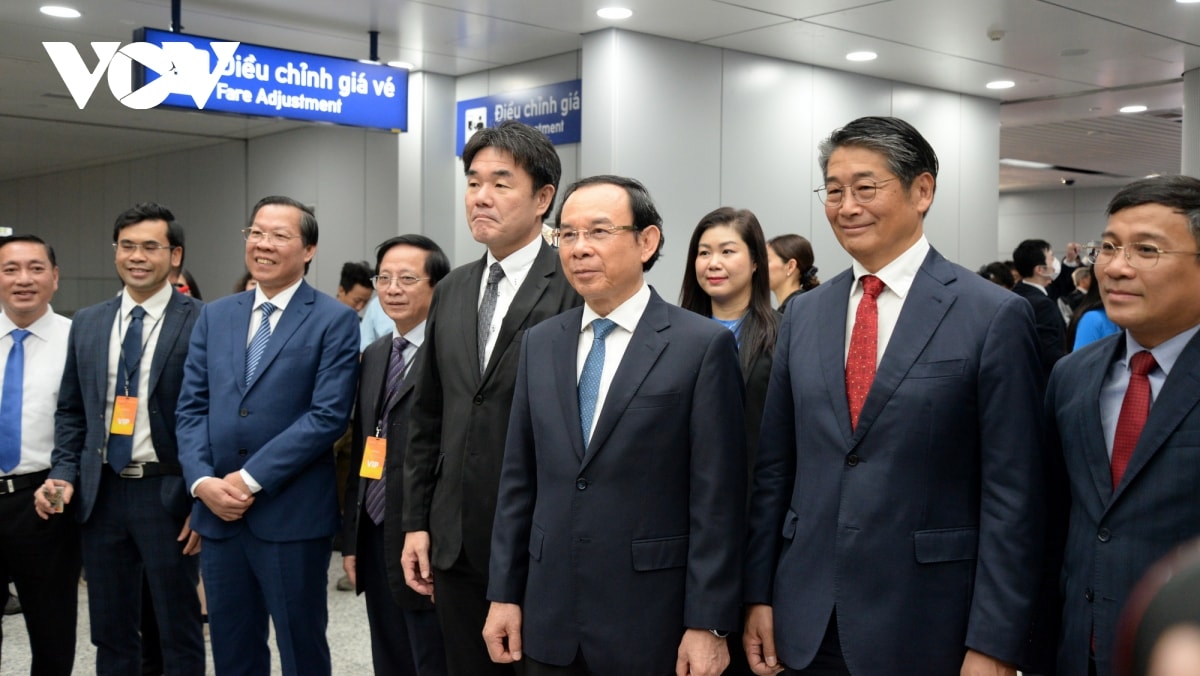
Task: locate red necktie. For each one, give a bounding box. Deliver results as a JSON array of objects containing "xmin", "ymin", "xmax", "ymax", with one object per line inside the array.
[
  {"xmin": 846, "ymin": 275, "xmax": 884, "ymax": 430},
  {"xmin": 1110, "ymin": 350, "xmax": 1157, "ymax": 489}
]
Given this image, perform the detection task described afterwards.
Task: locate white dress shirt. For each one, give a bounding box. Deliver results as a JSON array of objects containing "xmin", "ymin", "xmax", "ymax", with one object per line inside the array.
[
  {"xmin": 246, "ymin": 278, "xmax": 303, "ymax": 346},
  {"xmin": 105, "ymin": 284, "xmax": 173, "ymax": 465},
  {"xmin": 479, "ymin": 234, "xmax": 542, "ymax": 369},
  {"xmin": 0, "ymin": 307, "xmax": 70, "ymax": 475},
  {"xmin": 845, "ymin": 236, "xmax": 931, "ymax": 365},
  {"xmin": 576, "ymin": 283, "xmax": 651, "ymax": 444}
]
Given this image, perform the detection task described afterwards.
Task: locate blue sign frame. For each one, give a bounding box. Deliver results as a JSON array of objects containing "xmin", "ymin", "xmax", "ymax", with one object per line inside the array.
[
  {"xmin": 456, "ymin": 80, "xmax": 581, "ymax": 155},
  {"xmin": 135, "ymin": 28, "xmax": 408, "ymax": 132}
]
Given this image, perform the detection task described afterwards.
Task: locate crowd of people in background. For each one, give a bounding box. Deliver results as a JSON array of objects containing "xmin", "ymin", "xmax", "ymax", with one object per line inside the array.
[{"xmin": 2, "ymin": 117, "xmax": 1200, "ymax": 676}]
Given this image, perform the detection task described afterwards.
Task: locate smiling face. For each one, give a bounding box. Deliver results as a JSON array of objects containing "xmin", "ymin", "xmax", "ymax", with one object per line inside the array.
[
  {"xmin": 115, "ymin": 219, "xmax": 181, "ymax": 303},
  {"xmin": 1099, "ymin": 202, "xmax": 1200, "ymax": 348},
  {"xmin": 695, "ymin": 224, "xmax": 755, "ymax": 313},
  {"xmin": 464, "ymin": 147, "xmax": 554, "ymax": 260},
  {"xmin": 0, "ymin": 241, "xmax": 58, "ymax": 328},
  {"xmin": 376, "ymin": 244, "xmax": 434, "ymax": 335},
  {"xmin": 823, "ymin": 145, "xmax": 933, "ymax": 272},
  {"xmin": 245, "ymin": 203, "xmax": 315, "ymax": 296},
  {"xmin": 558, "ymin": 182, "xmax": 659, "ymax": 316}
]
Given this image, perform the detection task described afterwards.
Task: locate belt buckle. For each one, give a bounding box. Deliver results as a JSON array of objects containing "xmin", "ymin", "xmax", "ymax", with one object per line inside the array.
[
  {"xmin": 2, "ymin": 479, "xmax": 13, "ymax": 494},
  {"xmin": 119, "ymin": 464, "xmax": 144, "ymax": 479}
]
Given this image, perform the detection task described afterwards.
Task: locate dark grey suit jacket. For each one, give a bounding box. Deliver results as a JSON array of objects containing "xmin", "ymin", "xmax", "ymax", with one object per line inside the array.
[
  {"xmin": 1047, "ymin": 329, "xmax": 1200, "ymax": 676},
  {"xmin": 402, "ymin": 241, "xmax": 582, "ymax": 571},
  {"xmin": 344, "ymin": 332, "xmax": 433, "ymax": 611},
  {"xmin": 52, "ymin": 290, "xmax": 201, "ymax": 522},
  {"xmin": 488, "ymin": 290, "xmax": 746, "ymax": 674}
]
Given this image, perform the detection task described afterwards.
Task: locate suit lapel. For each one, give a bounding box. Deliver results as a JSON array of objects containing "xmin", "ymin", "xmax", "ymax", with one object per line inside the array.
[
  {"xmin": 94, "ymin": 298, "xmax": 122, "ymax": 407},
  {"xmin": 551, "ymin": 310, "xmax": 586, "ymax": 461},
  {"xmin": 245, "ymin": 283, "xmax": 312, "ymax": 392},
  {"xmin": 1113, "ymin": 331, "xmax": 1200, "ymax": 501},
  {"xmin": 582, "ymin": 292, "xmax": 669, "ymax": 470},
  {"xmin": 817, "ymin": 270, "xmax": 854, "ymax": 447},
  {"xmin": 147, "ymin": 292, "xmax": 186, "ymax": 396},
  {"xmin": 362, "ymin": 338, "xmax": 389, "ymax": 433},
  {"xmin": 1082, "ymin": 338, "xmax": 1124, "ymax": 505},
  {"xmin": 485, "ymin": 242, "xmax": 556, "ymax": 382},
  {"xmin": 459, "ymin": 257, "xmax": 487, "ymax": 384},
  {"xmin": 851, "ymin": 250, "xmax": 955, "ymax": 446}
]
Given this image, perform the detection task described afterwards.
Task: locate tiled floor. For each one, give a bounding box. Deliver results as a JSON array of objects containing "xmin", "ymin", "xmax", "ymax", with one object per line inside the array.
[{"xmin": 1, "ymin": 554, "xmax": 374, "ymax": 674}]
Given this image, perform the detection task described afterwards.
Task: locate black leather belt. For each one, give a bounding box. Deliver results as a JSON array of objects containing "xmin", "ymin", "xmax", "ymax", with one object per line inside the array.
[
  {"xmin": 116, "ymin": 462, "xmax": 182, "ymax": 479},
  {"xmin": 0, "ymin": 469, "xmax": 50, "ymax": 495}
]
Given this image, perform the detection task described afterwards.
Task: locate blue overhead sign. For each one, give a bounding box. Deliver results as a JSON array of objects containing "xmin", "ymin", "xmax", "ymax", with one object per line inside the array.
[
  {"xmin": 456, "ymin": 80, "xmax": 581, "ymax": 155},
  {"xmin": 135, "ymin": 28, "xmax": 408, "ymax": 132}
]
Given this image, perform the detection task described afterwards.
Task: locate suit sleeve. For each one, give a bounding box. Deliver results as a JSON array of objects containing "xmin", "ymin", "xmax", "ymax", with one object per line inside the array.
[
  {"xmin": 343, "ymin": 359, "xmax": 369, "ymax": 558},
  {"xmin": 965, "ymin": 294, "xmax": 1046, "ymax": 663},
  {"xmin": 744, "ymin": 307, "xmax": 797, "ymax": 604},
  {"xmin": 50, "ymin": 317, "xmax": 87, "ymax": 486},
  {"xmin": 684, "ymin": 328, "xmax": 748, "ymax": 631},
  {"xmin": 240, "ymin": 306, "xmax": 360, "ymax": 494},
  {"xmin": 401, "ymin": 285, "xmax": 445, "ymax": 532},
  {"xmin": 486, "ymin": 333, "xmax": 538, "ymax": 604},
  {"xmin": 176, "ymin": 304, "xmax": 215, "ymax": 486}
]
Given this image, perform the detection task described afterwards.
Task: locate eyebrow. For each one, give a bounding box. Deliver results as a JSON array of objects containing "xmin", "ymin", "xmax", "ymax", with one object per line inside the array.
[
  {"xmin": 466, "ymin": 168, "xmax": 515, "ymax": 179},
  {"xmin": 824, "ymin": 171, "xmax": 880, "ymax": 183}
]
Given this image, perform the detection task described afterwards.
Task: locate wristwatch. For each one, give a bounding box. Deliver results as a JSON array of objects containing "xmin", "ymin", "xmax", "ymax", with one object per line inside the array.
[{"xmin": 709, "ymin": 629, "xmax": 729, "ymax": 639}]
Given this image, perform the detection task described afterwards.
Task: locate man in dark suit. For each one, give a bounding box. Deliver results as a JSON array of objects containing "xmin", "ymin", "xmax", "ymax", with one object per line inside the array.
[
  {"xmin": 36, "ymin": 204, "xmax": 205, "ymax": 674},
  {"xmin": 400, "ymin": 121, "xmax": 581, "ymax": 675},
  {"xmin": 175, "ymin": 195, "xmax": 360, "ymax": 675},
  {"xmin": 483, "ymin": 175, "xmax": 746, "ymax": 675},
  {"xmin": 1013, "ymin": 238, "xmax": 1069, "ymax": 376},
  {"xmin": 744, "ymin": 117, "xmax": 1045, "ymax": 675},
  {"xmin": 1, "ymin": 235, "xmax": 79, "ymax": 676},
  {"xmin": 1047, "ymin": 175, "xmax": 1200, "ymax": 676},
  {"xmin": 342, "ymin": 235, "xmax": 450, "ymax": 675}
]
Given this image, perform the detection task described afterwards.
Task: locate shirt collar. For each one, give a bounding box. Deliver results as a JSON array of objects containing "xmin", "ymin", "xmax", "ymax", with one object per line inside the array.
[
  {"xmin": 487, "ymin": 234, "xmax": 542, "ymax": 284},
  {"xmin": 850, "ymin": 235, "xmax": 930, "ymax": 299},
  {"xmin": 0, "ymin": 304, "xmax": 56, "ymax": 339},
  {"xmin": 122, "ymin": 282, "xmax": 173, "ymax": 321},
  {"xmin": 581, "ymin": 282, "xmax": 651, "ymax": 335},
  {"xmin": 1123, "ymin": 323, "xmax": 1200, "ymax": 378},
  {"xmin": 1020, "ymin": 279, "xmax": 1049, "ymax": 295},
  {"xmin": 395, "ymin": 320, "xmax": 426, "ymax": 348},
  {"xmin": 253, "ymin": 277, "xmax": 304, "ymax": 313}
]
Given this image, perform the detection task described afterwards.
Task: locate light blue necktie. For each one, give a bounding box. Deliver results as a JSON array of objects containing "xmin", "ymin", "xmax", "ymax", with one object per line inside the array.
[
  {"xmin": 0, "ymin": 329, "xmax": 31, "ymax": 473},
  {"xmin": 245, "ymin": 302, "xmax": 277, "ymax": 385},
  {"xmin": 578, "ymin": 318, "xmax": 617, "ymax": 447},
  {"xmin": 107, "ymin": 307, "xmax": 145, "ymax": 473}
]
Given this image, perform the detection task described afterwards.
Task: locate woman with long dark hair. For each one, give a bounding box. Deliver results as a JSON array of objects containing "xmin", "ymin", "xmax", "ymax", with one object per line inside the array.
[
  {"xmin": 767, "ymin": 233, "xmax": 820, "ymax": 313},
  {"xmin": 1067, "ymin": 266, "xmax": 1119, "ymax": 350}
]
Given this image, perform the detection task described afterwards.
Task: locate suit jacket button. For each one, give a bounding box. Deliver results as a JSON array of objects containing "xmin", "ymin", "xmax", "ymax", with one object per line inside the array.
[
  {"xmin": 238, "ymin": 448, "xmax": 248, "ymax": 457},
  {"xmin": 1097, "ymin": 528, "xmax": 1111, "ymax": 543},
  {"xmin": 1084, "ymin": 588, "xmax": 1094, "ymax": 602},
  {"xmin": 576, "ymin": 478, "xmax": 588, "ymax": 491},
  {"xmin": 846, "ymin": 454, "xmax": 859, "ymax": 467},
  {"xmin": 473, "ymin": 395, "xmax": 484, "ymax": 405},
  {"xmin": 239, "ymin": 408, "xmax": 249, "ymax": 417}
]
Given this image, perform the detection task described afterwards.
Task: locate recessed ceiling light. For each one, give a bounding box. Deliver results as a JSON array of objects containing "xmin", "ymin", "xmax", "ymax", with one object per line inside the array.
[
  {"xmin": 1000, "ymin": 158, "xmax": 1054, "ymax": 170},
  {"xmin": 845, "ymin": 51, "xmax": 877, "ymax": 62},
  {"xmin": 1120, "ymin": 104, "xmax": 1148, "ymax": 113},
  {"xmin": 387, "ymin": 61, "xmax": 413, "ymax": 70},
  {"xmin": 1176, "ymin": 0, "xmax": 1200, "ymax": 4},
  {"xmin": 597, "ymin": 7, "xmax": 633, "ymax": 20},
  {"xmin": 40, "ymin": 5, "xmax": 81, "ymax": 18},
  {"xmin": 357, "ymin": 58, "xmax": 380, "ymax": 65},
  {"xmin": 986, "ymin": 80, "xmax": 1015, "ymax": 90}
]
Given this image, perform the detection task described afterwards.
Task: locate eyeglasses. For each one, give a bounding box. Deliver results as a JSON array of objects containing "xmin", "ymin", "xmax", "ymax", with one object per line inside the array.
[
  {"xmin": 1086, "ymin": 240, "xmax": 1200, "ymax": 270},
  {"xmin": 554, "ymin": 225, "xmax": 637, "ymax": 248},
  {"xmin": 242, "ymin": 228, "xmax": 301, "ymax": 246},
  {"xmin": 113, "ymin": 241, "xmax": 174, "ymax": 254},
  {"xmin": 814, "ymin": 178, "xmax": 899, "ymax": 206},
  {"xmin": 372, "ymin": 274, "xmax": 428, "ymax": 289}
]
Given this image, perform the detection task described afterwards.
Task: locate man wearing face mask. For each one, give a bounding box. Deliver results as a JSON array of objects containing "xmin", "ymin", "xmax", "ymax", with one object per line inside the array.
[{"xmin": 1013, "ymin": 239, "xmax": 1069, "ymax": 378}]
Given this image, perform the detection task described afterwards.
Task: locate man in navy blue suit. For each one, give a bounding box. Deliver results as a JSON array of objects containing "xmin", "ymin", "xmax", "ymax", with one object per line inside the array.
[
  {"xmin": 176, "ymin": 196, "xmax": 360, "ymax": 675},
  {"xmin": 744, "ymin": 117, "xmax": 1045, "ymax": 675},
  {"xmin": 38, "ymin": 204, "xmax": 204, "ymax": 674},
  {"xmin": 1047, "ymin": 175, "xmax": 1200, "ymax": 675}
]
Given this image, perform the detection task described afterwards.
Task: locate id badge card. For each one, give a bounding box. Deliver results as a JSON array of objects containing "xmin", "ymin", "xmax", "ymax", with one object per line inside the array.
[
  {"xmin": 359, "ymin": 436, "xmax": 386, "ymax": 479},
  {"xmin": 110, "ymin": 396, "xmax": 138, "ymax": 435}
]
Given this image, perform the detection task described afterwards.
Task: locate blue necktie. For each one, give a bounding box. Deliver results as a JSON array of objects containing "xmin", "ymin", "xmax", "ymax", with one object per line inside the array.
[
  {"xmin": 107, "ymin": 306, "xmax": 145, "ymax": 473},
  {"xmin": 0, "ymin": 329, "xmax": 31, "ymax": 474},
  {"xmin": 364, "ymin": 337, "xmax": 409, "ymax": 525},
  {"xmin": 578, "ymin": 318, "xmax": 617, "ymax": 448},
  {"xmin": 245, "ymin": 302, "xmax": 277, "ymax": 385}
]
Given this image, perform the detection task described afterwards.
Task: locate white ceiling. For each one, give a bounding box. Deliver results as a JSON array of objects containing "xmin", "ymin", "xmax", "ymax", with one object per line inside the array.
[{"xmin": 2, "ymin": 0, "xmax": 1198, "ymax": 191}]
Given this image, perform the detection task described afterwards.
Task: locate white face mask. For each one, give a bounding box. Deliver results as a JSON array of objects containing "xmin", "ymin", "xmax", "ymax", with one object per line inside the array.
[{"xmin": 1050, "ymin": 255, "xmax": 1062, "ymax": 278}]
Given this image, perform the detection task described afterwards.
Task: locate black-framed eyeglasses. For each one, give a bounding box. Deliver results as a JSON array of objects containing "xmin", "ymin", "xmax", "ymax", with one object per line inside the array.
[
  {"xmin": 242, "ymin": 228, "xmax": 301, "ymax": 246},
  {"xmin": 372, "ymin": 274, "xmax": 428, "ymax": 289},
  {"xmin": 814, "ymin": 178, "xmax": 899, "ymax": 206},
  {"xmin": 113, "ymin": 241, "xmax": 174, "ymax": 254},
  {"xmin": 1085, "ymin": 240, "xmax": 1200, "ymax": 270},
  {"xmin": 553, "ymin": 225, "xmax": 638, "ymax": 248}
]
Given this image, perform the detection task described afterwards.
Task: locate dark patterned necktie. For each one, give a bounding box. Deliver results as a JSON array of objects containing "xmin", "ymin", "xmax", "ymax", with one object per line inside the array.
[
  {"xmin": 477, "ymin": 262, "xmax": 505, "ymax": 375},
  {"xmin": 107, "ymin": 306, "xmax": 145, "ymax": 473},
  {"xmin": 364, "ymin": 337, "xmax": 409, "ymax": 525}
]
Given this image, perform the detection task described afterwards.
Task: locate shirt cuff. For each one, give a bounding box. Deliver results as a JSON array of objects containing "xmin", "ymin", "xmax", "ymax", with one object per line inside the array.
[{"xmin": 240, "ymin": 469, "xmax": 262, "ymax": 494}]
